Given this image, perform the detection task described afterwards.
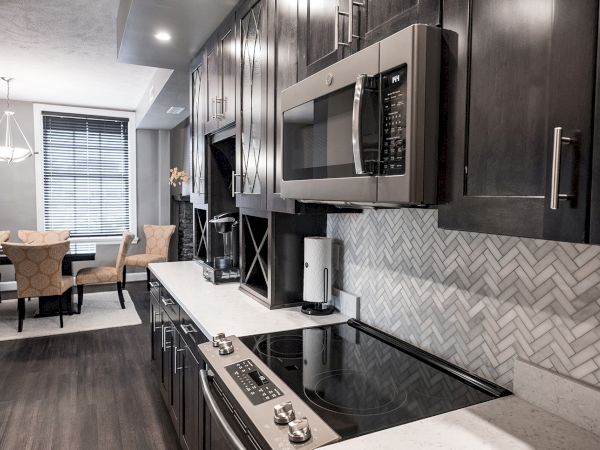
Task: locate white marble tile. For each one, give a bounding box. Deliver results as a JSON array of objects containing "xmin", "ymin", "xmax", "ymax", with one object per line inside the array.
[{"xmin": 513, "ymin": 358, "xmax": 600, "ymax": 436}]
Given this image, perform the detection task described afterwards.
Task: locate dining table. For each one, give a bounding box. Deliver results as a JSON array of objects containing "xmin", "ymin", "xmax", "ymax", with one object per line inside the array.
[{"xmin": 0, "ymin": 243, "xmax": 96, "ymax": 317}]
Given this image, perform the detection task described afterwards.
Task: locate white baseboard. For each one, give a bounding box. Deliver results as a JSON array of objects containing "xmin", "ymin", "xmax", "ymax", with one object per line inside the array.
[
  {"xmin": 126, "ymin": 272, "xmax": 147, "ymax": 282},
  {"xmin": 0, "ymin": 271, "xmax": 147, "ymax": 292},
  {"xmin": 0, "ymin": 281, "xmax": 16, "ymax": 292}
]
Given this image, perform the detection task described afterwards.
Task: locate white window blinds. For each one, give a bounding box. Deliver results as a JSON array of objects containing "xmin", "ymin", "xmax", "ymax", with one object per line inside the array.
[{"xmin": 41, "ymin": 112, "xmax": 131, "ymax": 238}]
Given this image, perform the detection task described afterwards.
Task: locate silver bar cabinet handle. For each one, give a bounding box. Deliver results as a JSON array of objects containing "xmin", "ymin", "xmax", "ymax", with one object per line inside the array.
[
  {"xmin": 352, "ymin": 74, "xmax": 369, "ymax": 175},
  {"xmin": 173, "ymin": 346, "xmax": 185, "ymax": 374},
  {"xmin": 334, "ymin": 4, "xmax": 350, "ymax": 50},
  {"xmin": 200, "ymin": 369, "xmax": 246, "ymax": 450},
  {"xmin": 550, "ymin": 127, "xmax": 576, "ymax": 210},
  {"xmin": 348, "ymin": 0, "xmax": 364, "ymax": 42},
  {"xmin": 161, "ymin": 296, "xmax": 174, "ymax": 306},
  {"xmin": 347, "ymin": 0, "xmax": 353, "ymax": 44},
  {"xmin": 231, "ymin": 171, "xmax": 242, "ymax": 197},
  {"xmin": 181, "ymin": 324, "xmax": 197, "ymax": 335},
  {"xmin": 153, "ymin": 311, "xmax": 160, "ymax": 332}
]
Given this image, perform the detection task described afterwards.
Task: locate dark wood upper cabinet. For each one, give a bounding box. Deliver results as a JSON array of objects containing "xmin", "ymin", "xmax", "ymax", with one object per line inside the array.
[
  {"xmin": 438, "ymin": 0, "xmax": 598, "ymax": 242},
  {"xmin": 590, "ymin": 27, "xmax": 600, "ymax": 245},
  {"xmin": 220, "ymin": 21, "xmax": 237, "ymax": 128},
  {"xmin": 357, "ymin": 0, "xmax": 440, "ymax": 49},
  {"xmin": 266, "ymin": 0, "xmax": 300, "ymax": 213},
  {"xmin": 191, "ymin": 57, "xmax": 207, "ymax": 205},
  {"xmin": 205, "ymin": 37, "xmax": 220, "ymax": 134},
  {"xmin": 297, "ymin": 0, "xmax": 350, "ymax": 80},
  {"xmin": 235, "ymin": 0, "xmax": 269, "ymax": 211},
  {"xmin": 297, "ymin": 0, "xmax": 440, "ymax": 80},
  {"xmin": 205, "ymin": 15, "xmax": 237, "ymax": 134}
]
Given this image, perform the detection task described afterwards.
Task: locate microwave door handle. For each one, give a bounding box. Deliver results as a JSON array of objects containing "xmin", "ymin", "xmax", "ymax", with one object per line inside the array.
[{"xmin": 352, "ymin": 74, "xmax": 370, "ymax": 175}]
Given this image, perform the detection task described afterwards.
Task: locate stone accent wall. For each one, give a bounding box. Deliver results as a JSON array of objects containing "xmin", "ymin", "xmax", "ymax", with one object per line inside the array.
[{"xmin": 177, "ymin": 200, "xmax": 194, "ymax": 261}]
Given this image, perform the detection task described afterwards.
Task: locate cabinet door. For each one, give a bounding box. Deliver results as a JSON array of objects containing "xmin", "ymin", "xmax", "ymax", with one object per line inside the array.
[
  {"xmin": 191, "ymin": 63, "xmax": 207, "ymax": 201},
  {"xmin": 438, "ymin": 0, "xmax": 597, "ymax": 242},
  {"xmin": 172, "ymin": 332, "xmax": 183, "ymax": 434},
  {"xmin": 160, "ymin": 320, "xmax": 174, "ymax": 407},
  {"xmin": 220, "ymin": 20, "xmax": 237, "ymax": 128},
  {"xmin": 357, "ymin": 0, "xmax": 440, "ymax": 49},
  {"xmin": 150, "ymin": 297, "xmax": 162, "ymax": 379},
  {"xmin": 205, "ymin": 39, "xmax": 221, "ymax": 134},
  {"xmin": 181, "ymin": 345, "xmax": 201, "ymax": 450},
  {"xmin": 236, "ymin": 0, "xmax": 268, "ymax": 210},
  {"xmin": 297, "ymin": 0, "xmax": 350, "ymax": 80},
  {"xmin": 267, "ymin": 0, "xmax": 300, "ymax": 213}
]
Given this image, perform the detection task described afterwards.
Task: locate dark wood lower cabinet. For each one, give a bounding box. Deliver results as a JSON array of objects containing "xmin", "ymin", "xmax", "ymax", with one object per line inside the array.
[
  {"xmin": 151, "ymin": 284, "xmax": 213, "ymax": 450},
  {"xmin": 181, "ymin": 343, "xmax": 202, "ymax": 450}
]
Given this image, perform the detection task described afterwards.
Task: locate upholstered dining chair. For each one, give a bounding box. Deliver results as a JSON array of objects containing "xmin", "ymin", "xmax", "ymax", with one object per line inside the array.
[
  {"xmin": 76, "ymin": 232, "xmax": 134, "ymax": 313},
  {"xmin": 1, "ymin": 240, "xmax": 72, "ymax": 332},
  {"xmin": 18, "ymin": 229, "xmax": 70, "ymax": 244},
  {"xmin": 0, "ymin": 230, "xmax": 10, "ymax": 303},
  {"xmin": 123, "ymin": 225, "xmax": 176, "ymax": 290}
]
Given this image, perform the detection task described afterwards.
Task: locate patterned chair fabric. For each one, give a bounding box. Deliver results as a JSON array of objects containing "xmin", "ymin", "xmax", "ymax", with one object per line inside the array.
[
  {"xmin": 125, "ymin": 225, "xmax": 175, "ymax": 268},
  {"xmin": 18, "ymin": 229, "xmax": 70, "ymax": 244},
  {"xmin": 0, "ymin": 230, "xmax": 9, "ymax": 243},
  {"xmin": 1, "ymin": 240, "xmax": 72, "ymax": 298},
  {"xmin": 76, "ymin": 232, "xmax": 134, "ymax": 285}
]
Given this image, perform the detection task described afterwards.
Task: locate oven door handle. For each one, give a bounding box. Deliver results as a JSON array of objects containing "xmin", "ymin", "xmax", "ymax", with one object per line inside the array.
[
  {"xmin": 352, "ymin": 74, "xmax": 370, "ymax": 175},
  {"xmin": 200, "ymin": 369, "xmax": 246, "ymax": 450}
]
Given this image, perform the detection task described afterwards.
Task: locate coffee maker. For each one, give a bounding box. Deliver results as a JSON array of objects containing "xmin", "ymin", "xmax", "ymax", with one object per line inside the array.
[{"xmin": 203, "ymin": 212, "xmax": 240, "ymax": 283}]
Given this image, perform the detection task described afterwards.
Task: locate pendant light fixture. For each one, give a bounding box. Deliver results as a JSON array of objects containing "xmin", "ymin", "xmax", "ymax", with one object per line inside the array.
[{"xmin": 0, "ymin": 77, "xmax": 34, "ymax": 163}]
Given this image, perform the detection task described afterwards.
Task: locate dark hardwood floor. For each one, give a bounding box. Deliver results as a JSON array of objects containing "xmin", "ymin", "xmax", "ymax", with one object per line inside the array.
[{"xmin": 0, "ymin": 282, "xmax": 180, "ymax": 450}]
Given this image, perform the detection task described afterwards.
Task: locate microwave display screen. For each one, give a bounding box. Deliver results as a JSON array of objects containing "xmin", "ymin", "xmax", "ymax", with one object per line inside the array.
[{"xmin": 381, "ymin": 65, "xmax": 407, "ymax": 175}]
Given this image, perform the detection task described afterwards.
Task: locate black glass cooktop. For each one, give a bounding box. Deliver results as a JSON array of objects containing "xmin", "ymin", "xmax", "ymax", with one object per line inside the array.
[{"xmin": 240, "ymin": 320, "xmax": 509, "ymax": 440}]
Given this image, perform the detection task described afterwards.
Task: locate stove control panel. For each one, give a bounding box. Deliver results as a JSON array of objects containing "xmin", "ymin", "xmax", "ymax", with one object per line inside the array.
[
  {"xmin": 226, "ymin": 359, "xmax": 283, "ymax": 405},
  {"xmin": 198, "ymin": 336, "xmax": 341, "ymax": 449}
]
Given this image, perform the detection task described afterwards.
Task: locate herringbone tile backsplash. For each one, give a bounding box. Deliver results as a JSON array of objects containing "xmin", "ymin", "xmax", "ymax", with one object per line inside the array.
[{"xmin": 328, "ymin": 209, "xmax": 600, "ymax": 389}]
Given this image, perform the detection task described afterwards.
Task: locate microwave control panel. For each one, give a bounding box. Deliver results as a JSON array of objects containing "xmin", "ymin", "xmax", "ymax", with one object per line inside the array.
[
  {"xmin": 226, "ymin": 359, "xmax": 283, "ymax": 405},
  {"xmin": 381, "ymin": 66, "xmax": 407, "ymax": 175}
]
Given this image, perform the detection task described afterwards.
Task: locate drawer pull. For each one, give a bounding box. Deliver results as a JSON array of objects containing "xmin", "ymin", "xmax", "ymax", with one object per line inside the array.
[
  {"xmin": 149, "ymin": 281, "xmax": 159, "ymax": 289},
  {"xmin": 181, "ymin": 324, "xmax": 197, "ymax": 335},
  {"xmin": 161, "ymin": 297, "xmax": 175, "ymax": 306}
]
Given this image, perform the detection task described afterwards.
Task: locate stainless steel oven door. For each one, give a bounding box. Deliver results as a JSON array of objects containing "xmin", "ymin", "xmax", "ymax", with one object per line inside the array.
[{"xmin": 280, "ymin": 44, "xmax": 380, "ymax": 203}]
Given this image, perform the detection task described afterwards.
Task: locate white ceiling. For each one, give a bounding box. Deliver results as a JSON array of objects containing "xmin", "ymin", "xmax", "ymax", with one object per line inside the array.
[{"xmin": 0, "ymin": 0, "xmax": 167, "ymax": 111}]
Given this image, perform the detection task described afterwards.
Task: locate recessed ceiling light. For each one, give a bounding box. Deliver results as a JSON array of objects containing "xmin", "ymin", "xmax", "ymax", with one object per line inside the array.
[{"xmin": 154, "ymin": 31, "xmax": 171, "ymax": 42}]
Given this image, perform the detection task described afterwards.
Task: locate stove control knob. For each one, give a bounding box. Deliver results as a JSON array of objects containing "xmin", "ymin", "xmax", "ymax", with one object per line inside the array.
[
  {"xmin": 212, "ymin": 333, "xmax": 226, "ymax": 347},
  {"xmin": 273, "ymin": 401, "xmax": 296, "ymax": 424},
  {"xmin": 218, "ymin": 339, "xmax": 234, "ymax": 355},
  {"xmin": 288, "ymin": 417, "xmax": 311, "ymax": 443}
]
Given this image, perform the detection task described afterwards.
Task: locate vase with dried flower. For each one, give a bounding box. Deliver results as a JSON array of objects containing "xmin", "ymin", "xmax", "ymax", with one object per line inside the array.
[{"xmin": 169, "ymin": 167, "xmax": 191, "ymax": 197}]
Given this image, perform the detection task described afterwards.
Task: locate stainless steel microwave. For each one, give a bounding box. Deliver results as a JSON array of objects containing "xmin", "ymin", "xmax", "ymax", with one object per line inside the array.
[{"xmin": 280, "ymin": 24, "xmax": 441, "ymax": 207}]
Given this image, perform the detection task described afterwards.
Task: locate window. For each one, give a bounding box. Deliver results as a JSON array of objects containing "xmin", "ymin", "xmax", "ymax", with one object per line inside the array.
[{"xmin": 34, "ymin": 105, "xmax": 136, "ymax": 242}]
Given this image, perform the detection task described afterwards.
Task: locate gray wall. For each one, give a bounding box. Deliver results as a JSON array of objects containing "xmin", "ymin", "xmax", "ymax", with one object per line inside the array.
[
  {"xmin": 0, "ymin": 100, "xmax": 170, "ymax": 284},
  {"xmin": 328, "ymin": 209, "xmax": 600, "ymax": 390}
]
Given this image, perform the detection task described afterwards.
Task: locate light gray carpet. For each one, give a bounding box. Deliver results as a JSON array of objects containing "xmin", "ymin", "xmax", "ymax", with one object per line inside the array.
[{"xmin": 0, "ymin": 290, "xmax": 142, "ymax": 341}]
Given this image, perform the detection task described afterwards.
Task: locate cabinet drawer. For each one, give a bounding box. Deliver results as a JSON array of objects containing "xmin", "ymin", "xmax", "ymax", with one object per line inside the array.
[
  {"xmin": 159, "ymin": 287, "xmax": 179, "ymax": 322},
  {"xmin": 179, "ymin": 308, "xmax": 208, "ymax": 358}
]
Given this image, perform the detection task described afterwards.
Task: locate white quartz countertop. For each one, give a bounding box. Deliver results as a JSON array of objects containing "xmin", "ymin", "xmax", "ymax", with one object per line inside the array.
[
  {"xmin": 322, "ymin": 395, "xmax": 600, "ymax": 450},
  {"xmin": 149, "ymin": 261, "xmax": 348, "ymax": 338}
]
